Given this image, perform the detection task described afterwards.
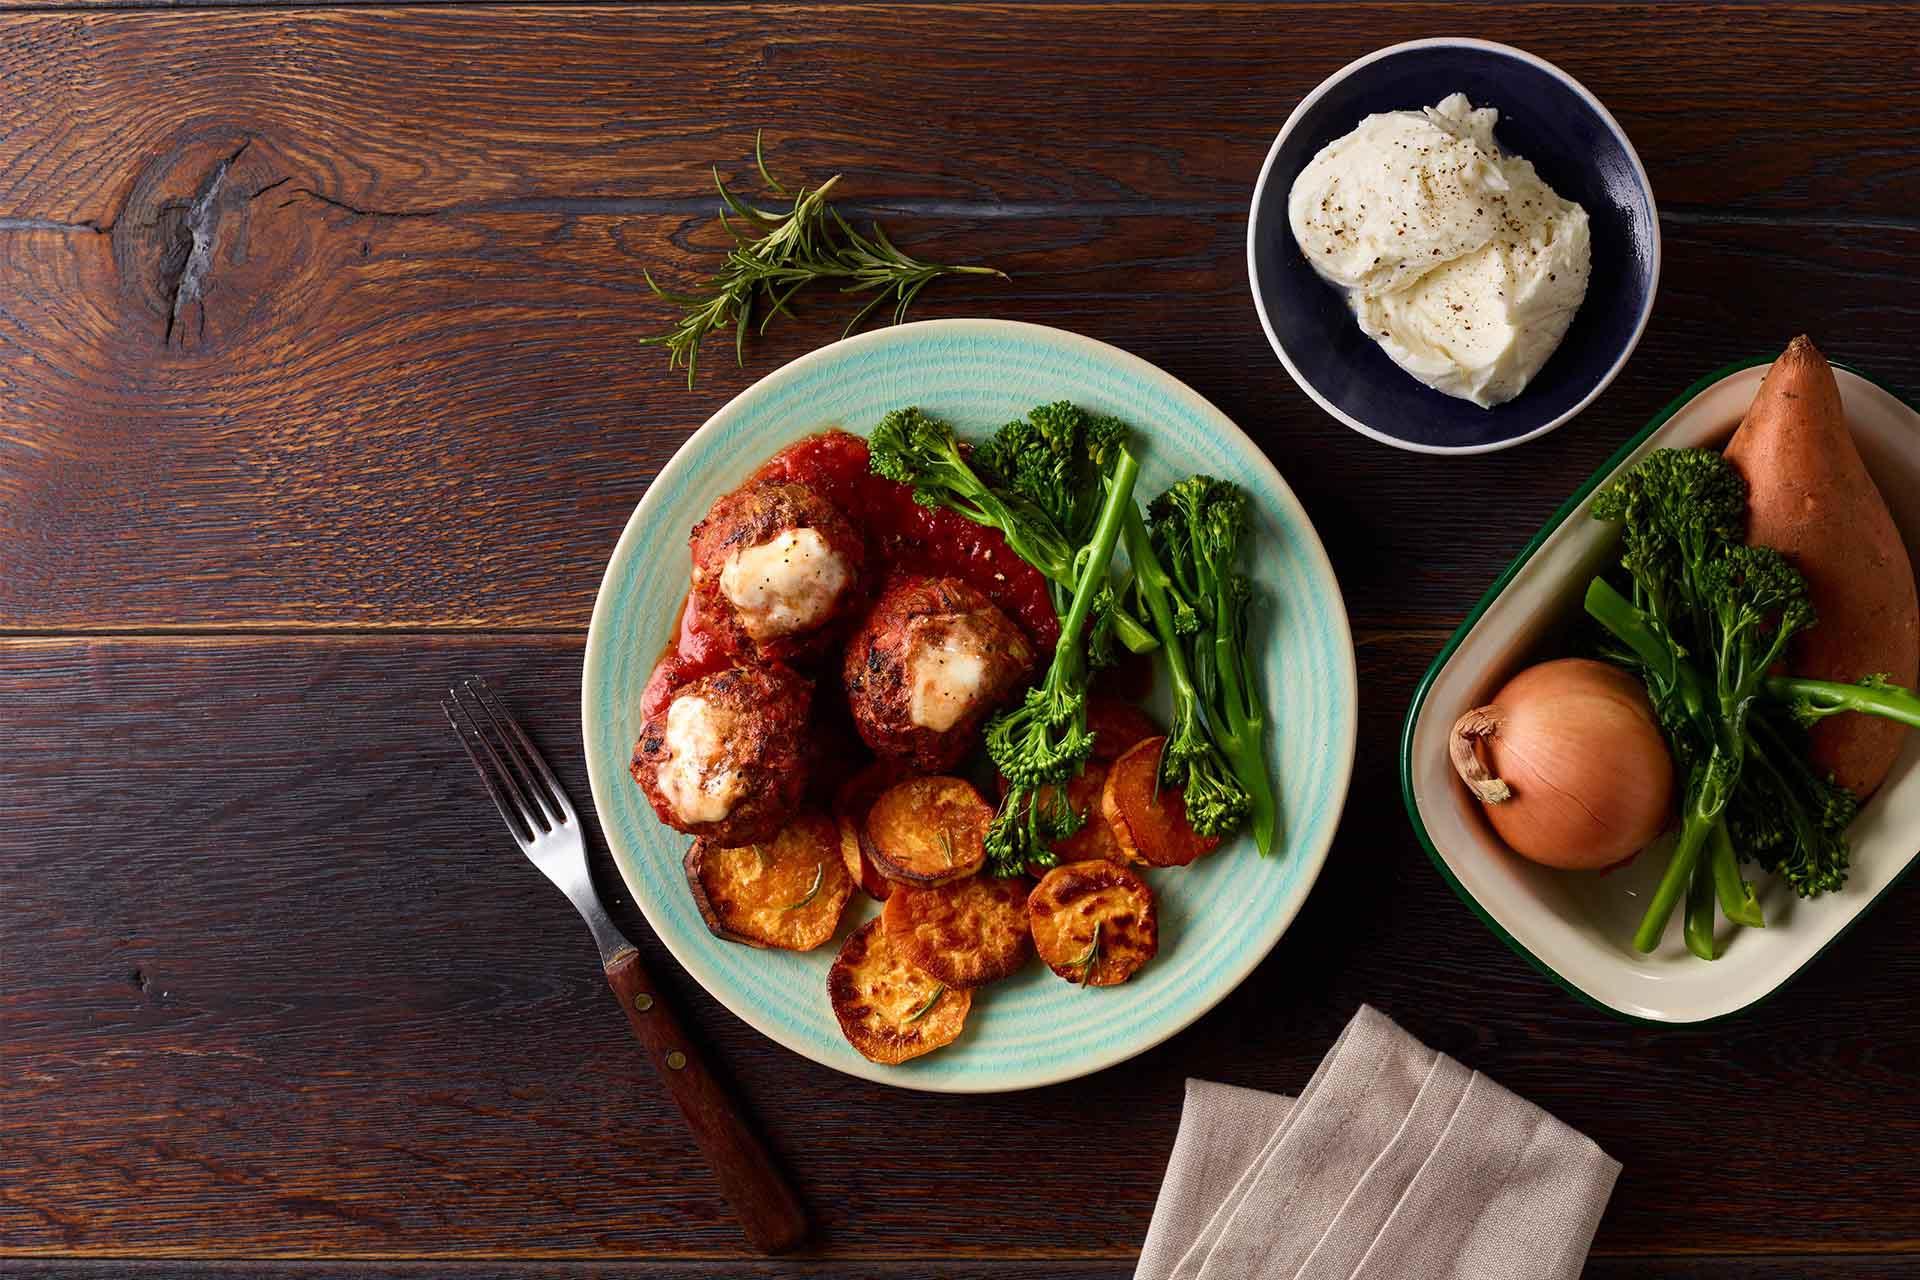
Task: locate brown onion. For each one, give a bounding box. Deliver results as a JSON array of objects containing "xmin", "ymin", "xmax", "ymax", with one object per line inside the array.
[{"xmin": 1449, "ymin": 658, "xmax": 1674, "ymax": 869}]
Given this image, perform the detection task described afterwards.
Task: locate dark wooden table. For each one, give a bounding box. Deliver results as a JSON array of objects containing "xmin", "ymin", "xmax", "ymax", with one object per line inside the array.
[{"xmin": 4, "ymin": 3, "xmax": 1917, "ymax": 1277}]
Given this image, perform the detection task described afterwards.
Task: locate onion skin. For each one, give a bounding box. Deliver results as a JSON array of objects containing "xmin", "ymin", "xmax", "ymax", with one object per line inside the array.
[{"xmin": 1450, "ymin": 658, "xmax": 1675, "ymax": 870}]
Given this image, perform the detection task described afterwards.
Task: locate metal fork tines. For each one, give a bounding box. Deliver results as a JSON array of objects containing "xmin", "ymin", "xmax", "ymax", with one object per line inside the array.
[{"xmin": 442, "ymin": 677, "xmax": 633, "ymax": 966}]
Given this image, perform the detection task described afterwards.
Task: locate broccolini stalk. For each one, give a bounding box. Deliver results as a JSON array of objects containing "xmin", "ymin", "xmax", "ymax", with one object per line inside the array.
[
  {"xmin": 983, "ymin": 447, "xmax": 1142, "ymax": 875},
  {"xmin": 868, "ymin": 406, "xmax": 1156, "ymax": 654},
  {"xmin": 1585, "ymin": 573, "xmax": 1774, "ymax": 950},
  {"xmin": 1707, "ymin": 815, "xmax": 1763, "ymax": 936},
  {"xmin": 1685, "ymin": 833, "xmax": 1721, "ymax": 962},
  {"xmin": 1124, "ymin": 505, "xmax": 1251, "ymax": 840},
  {"xmin": 1588, "ymin": 447, "xmax": 1920, "ymax": 957},
  {"xmin": 1146, "ymin": 477, "xmax": 1278, "ymax": 853},
  {"xmin": 1766, "ymin": 674, "xmax": 1920, "ymax": 730}
]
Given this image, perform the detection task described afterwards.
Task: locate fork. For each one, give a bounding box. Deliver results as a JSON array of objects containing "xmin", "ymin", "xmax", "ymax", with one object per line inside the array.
[{"xmin": 443, "ymin": 676, "xmax": 808, "ymax": 1254}]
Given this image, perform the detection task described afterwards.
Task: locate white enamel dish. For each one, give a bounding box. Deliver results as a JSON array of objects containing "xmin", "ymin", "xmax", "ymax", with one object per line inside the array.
[
  {"xmin": 1402, "ymin": 360, "xmax": 1920, "ymax": 1023},
  {"xmin": 583, "ymin": 319, "xmax": 1359, "ymax": 1090}
]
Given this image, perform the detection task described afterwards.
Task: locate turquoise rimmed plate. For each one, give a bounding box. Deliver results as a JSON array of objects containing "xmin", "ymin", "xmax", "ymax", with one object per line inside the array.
[{"xmin": 583, "ymin": 319, "xmax": 1357, "ymax": 1092}]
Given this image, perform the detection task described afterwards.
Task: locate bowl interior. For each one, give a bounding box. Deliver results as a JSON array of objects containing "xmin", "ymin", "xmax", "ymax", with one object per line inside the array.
[
  {"xmin": 1404, "ymin": 364, "xmax": 1920, "ymax": 1022},
  {"xmin": 1251, "ymin": 41, "xmax": 1658, "ymax": 452},
  {"xmin": 582, "ymin": 319, "xmax": 1359, "ymax": 1090}
]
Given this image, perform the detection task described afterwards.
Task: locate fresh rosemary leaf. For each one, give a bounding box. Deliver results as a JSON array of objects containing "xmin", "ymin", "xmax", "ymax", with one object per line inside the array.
[
  {"xmin": 640, "ymin": 132, "xmax": 1007, "ymax": 389},
  {"xmin": 903, "ymin": 984, "xmax": 947, "ymax": 1024},
  {"xmin": 781, "ymin": 862, "xmax": 825, "ymax": 912},
  {"xmin": 1073, "ymin": 920, "xmax": 1104, "ymax": 986}
]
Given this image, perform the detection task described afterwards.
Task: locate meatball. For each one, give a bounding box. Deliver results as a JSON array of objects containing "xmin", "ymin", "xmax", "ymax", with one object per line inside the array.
[
  {"xmin": 631, "ymin": 663, "xmax": 812, "ymax": 845},
  {"xmin": 690, "ymin": 481, "xmax": 866, "ymax": 663},
  {"xmin": 843, "ymin": 575, "xmax": 1035, "ymax": 770}
]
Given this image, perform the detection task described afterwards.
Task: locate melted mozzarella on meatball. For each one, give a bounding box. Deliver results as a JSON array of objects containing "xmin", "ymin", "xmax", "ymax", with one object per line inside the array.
[
  {"xmin": 907, "ymin": 630, "xmax": 992, "ymax": 732},
  {"xmin": 657, "ymin": 695, "xmax": 744, "ymax": 824},
  {"xmin": 718, "ymin": 528, "xmax": 849, "ymax": 640}
]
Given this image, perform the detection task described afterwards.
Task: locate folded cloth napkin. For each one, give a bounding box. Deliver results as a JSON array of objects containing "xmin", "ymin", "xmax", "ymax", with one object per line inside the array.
[{"xmin": 1136, "ymin": 1005, "xmax": 1620, "ymax": 1280}]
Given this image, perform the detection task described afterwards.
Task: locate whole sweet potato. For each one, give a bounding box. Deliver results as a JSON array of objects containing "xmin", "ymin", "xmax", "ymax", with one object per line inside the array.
[{"xmin": 1724, "ymin": 336, "xmax": 1919, "ymax": 796}]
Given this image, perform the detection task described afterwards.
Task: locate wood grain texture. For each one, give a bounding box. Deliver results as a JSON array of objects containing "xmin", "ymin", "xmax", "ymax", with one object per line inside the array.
[
  {"xmin": 3, "ymin": 634, "xmax": 1918, "ymax": 1263},
  {"xmin": 1, "ymin": 5, "xmax": 1917, "ymax": 639},
  {"xmin": 3, "ymin": 202, "xmax": 1914, "ymax": 632},
  {"xmin": 4, "ymin": 3, "xmax": 1918, "ymax": 1274},
  {"xmin": 1, "ymin": 6, "xmax": 1916, "ymax": 219},
  {"xmin": 600, "ymin": 946, "xmax": 810, "ymax": 1254},
  {"xmin": 11, "ymin": 1263, "xmax": 1920, "ymax": 1280}
]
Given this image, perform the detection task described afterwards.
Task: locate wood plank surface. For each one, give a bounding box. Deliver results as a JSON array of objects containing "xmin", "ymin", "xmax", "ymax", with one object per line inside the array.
[
  {"xmin": 2, "ymin": 5, "xmax": 1915, "ymax": 219},
  {"xmin": 12, "ymin": 1262, "xmax": 1920, "ymax": 1280},
  {"xmin": 2, "ymin": 6, "xmax": 1917, "ymax": 635},
  {"xmin": 4, "ymin": 635, "xmax": 1918, "ymax": 1263},
  {"xmin": 3, "ymin": 207, "xmax": 1914, "ymax": 633},
  {"xmin": 4, "ymin": 2, "xmax": 1918, "ymax": 1275}
]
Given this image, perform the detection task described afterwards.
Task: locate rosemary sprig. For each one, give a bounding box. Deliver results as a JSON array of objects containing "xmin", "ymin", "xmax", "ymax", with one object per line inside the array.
[
  {"xmin": 781, "ymin": 863, "xmax": 825, "ymax": 912},
  {"xmin": 1073, "ymin": 920, "xmax": 1104, "ymax": 986},
  {"xmin": 937, "ymin": 829, "xmax": 955, "ymax": 868},
  {"xmin": 903, "ymin": 984, "xmax": 947, "ymax": 1024},
  {"xmin": 640, "ymin": 132, "xmax": 1008, "ymax": 389}
]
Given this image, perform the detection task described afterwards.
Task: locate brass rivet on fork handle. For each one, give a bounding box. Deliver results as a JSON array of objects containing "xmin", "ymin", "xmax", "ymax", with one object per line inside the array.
[
  {"xmin": 665, "ymin": 1051, "xmax": 688, "ymax": 1071},
  {"xmin": 633, "ymin": 993, "xmax": 654, "ymax": 1012}
]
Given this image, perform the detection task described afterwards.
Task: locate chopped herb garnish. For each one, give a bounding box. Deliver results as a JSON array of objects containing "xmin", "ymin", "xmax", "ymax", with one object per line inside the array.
[
  {"xmin": 781, "ymin": 862, "xmax": 824, "ymax": 912},
  {"xmin": 903, "ymin": 984, "xmax": 947, "ymax": 1024},
  {"xmin": 1072, "ymin": 920, "xmax": 1104, "ymax": 986}
]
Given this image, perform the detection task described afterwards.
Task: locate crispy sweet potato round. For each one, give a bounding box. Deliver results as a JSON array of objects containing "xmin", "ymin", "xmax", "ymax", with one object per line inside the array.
[
  {"xmin": 827, "ymin": 918, "xmax": 972, "ymax": 1064},
  {"xmin": 689, "ymin": 480, "xmax": 867, "ymax": 664},
  {"xmin": 684, "ymin": 811, "xmax": 854, "ymax": 951},
  {"xmin": 1102, "ymin": 736, "xmax": 1222, "ymax": 868},
  {"xmin": 864, "ymin": 775, "xmax": 991, "ymax": 886},
  {"xmin": 630, "ymin": 663, "xmax": 812, "ymax": 846},
  {"xmin": 1003, "ymin": 762, "xmax": 1140, "ymax": 875},
  {"xmin": 832, "ymin": 760, "xmax": 910, "ymax": 901},
  {"xmin": 882, "ymin": 874, "xmax": 1032, "ymax": 989},
  {"xmin": 1028, "ymin": 859, "xmax": 1159, "ymax": 986},
  {"xmin": 843, "ymin": 574, "xmax": 1034, "ymax": 770},
  {"xmin": 1046, "ymin": 762, "xmax": 1143, "ymax": 867}
]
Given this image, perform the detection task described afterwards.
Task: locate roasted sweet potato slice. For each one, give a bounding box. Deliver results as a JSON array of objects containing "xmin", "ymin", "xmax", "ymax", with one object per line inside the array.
[
  {"xmin": 1085, "ymin": 698, "xmax": 1160, "ymax": 763},
  {"xmin": 882, "ymin": 874, "xmax": 1032, "ymax": 989},
  {"xmin": 1028, "ymin": 859, "xmax": 1158, "ymax": 986},
  {"xmin": 1102, "ymin": 736, "xmax": 1222, "ymax": 868},
  {"xmin": 864, "ymin": 775, "xmax": 990, "ymax": 886},
  {"xmin": 1045, "ymin": 762, "xmax": 1142, "ymax": 868},
  {"xmin": 684, "ymin": 811, "xmax": 854, "ymax": 950},
  {"xmin": 827, "ymin": 918, "xmax": 972, "ymax": 1064},
  {"xmin": 833, "ymin": 760, "xmax": 908, "ymax": 900}
]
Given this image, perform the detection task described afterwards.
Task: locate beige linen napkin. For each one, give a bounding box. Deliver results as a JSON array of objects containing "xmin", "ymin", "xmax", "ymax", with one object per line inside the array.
[{"xmin": 1137, "ymin": 1005, "xmax": 1619, "ymax": 1280}]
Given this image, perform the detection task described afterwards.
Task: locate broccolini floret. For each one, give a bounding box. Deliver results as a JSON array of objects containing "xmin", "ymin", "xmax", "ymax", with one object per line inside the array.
[
  {"xmin": 870, "ymin": 404, "xmax": 1156, "ymax": 655},
  {"xmin": 1124, "ymin": 496, "xmax": 1253, "ymax": 844},
  {"xmin": 1586, "ymin": 448, "xmax": 1862, "ymax": 957},
  {"xmin": 1145, "ymin": 476, "xmax": 1278, "ymax": 853},
  {"xmin": 984, "ymin": 447, "xmax": 1143, "ymax": 875}
]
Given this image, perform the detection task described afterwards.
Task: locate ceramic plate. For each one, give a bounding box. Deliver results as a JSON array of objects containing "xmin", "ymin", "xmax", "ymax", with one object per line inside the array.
[
  {"xmin": 1402, "ymin": 360, "xmax": 1920, "ymax": 1022},
  {"xmin": 582, "ymin": 319, "xmax": 1357, "ymax": 1091}
]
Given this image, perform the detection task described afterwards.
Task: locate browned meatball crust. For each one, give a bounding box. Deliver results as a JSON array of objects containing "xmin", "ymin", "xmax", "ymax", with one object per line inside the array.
[
  {"xmin": 630, "ymin": 663, "xmax": 812, "ymax": 845},
  {"xmin": 689, "ymin": 481, "xmax": 866, "ymax": 664},
  {"xmin": 843, "ymin": 575, "xmax": 1035, "ymax": 771}
]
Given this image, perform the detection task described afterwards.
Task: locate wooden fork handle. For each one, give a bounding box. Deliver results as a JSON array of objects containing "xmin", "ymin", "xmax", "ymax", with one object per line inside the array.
[{"xmin": 604, "ymin": 946, "xmax": 809, "ymax": 1254}]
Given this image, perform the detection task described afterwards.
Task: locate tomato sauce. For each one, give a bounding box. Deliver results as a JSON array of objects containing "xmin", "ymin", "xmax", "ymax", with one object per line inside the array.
[
  {"xmin": 640, "ymin": 589, "xmax": 736, "ymax": 722},
  {"xmin": 642, "ymin": 430, "xmax": 1060, "ymax": 717},
  {"xmin": 752, "ymin": 431, "xmax": 1060, "ymax": 648}
]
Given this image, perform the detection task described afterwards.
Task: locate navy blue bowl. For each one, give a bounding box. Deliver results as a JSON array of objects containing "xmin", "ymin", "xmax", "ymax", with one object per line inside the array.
[{"xmin": 1248, "ymin": 39, "xmax": 1659, "ymax": 454}]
